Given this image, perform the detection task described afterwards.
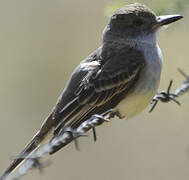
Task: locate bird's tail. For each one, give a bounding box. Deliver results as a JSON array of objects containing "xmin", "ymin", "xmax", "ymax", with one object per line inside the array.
[{"xmin": 0, "ymin": 113, "xmax": 54, "ymax": 179}]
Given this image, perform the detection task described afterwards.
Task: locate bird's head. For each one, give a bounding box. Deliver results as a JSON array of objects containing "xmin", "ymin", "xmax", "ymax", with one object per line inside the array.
[{"xmin": 103, "ymin": 3, "xmax": 183, "ymax": 43}]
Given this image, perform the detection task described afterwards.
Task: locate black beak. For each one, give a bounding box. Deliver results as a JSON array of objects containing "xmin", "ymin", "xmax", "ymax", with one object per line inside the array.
[{"xmin": 156, "ymin": 14, "xmax": 183, "ymax": 26}]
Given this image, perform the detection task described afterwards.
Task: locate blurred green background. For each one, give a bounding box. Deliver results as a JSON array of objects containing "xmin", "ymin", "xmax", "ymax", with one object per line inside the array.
[{"xmin": 0, "ymin": 0, "xmax": 189, "ymax": 180}]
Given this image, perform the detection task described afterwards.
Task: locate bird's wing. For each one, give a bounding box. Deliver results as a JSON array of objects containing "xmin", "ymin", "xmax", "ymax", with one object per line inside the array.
[
  {"xmin": 52, "ymin": 45, "xmax": 145, "ymax": 135},
  {"xmin": 0, "ymin": 46, "xmax": 145, "ymax": 177}
]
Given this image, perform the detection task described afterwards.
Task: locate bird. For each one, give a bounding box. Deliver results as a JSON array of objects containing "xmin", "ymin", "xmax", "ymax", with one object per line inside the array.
[{"xmin": 1, "ymin": 3, "xmax": 183, "ymax": 179}]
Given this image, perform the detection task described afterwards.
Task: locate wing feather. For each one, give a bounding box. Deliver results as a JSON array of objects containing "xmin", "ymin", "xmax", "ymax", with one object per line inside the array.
[{"xmin": 53, "ymin": 45, "xmax": 145, "ymax": 136}]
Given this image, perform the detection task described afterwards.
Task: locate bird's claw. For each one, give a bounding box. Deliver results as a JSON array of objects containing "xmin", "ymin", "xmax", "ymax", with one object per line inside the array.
[
  {"xmin": 91, "ymin": 114, "xmax": 110, "ymax": 122},
  {"xmin": 102, "ymin": 109, "xmax": 122, "ymax": 119},
  {"xmin": 91, "ymin": 109, "xmax": 119, "ymax": 142}
]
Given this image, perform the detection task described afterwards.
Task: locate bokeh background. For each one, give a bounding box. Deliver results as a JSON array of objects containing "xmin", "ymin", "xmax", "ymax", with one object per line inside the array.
[{"xmin": 0, "ymin": 0, "xmax": 189, "ymax": 180}]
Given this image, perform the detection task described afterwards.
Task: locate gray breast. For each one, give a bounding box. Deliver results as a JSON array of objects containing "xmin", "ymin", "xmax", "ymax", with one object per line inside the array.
[
  {"xmin": 116, "ymin": 43, "xmax": 163, "ymax": 119},
  {"xmin": 137, "ymin": 43, "xmax": 162, "ymax": 93}
]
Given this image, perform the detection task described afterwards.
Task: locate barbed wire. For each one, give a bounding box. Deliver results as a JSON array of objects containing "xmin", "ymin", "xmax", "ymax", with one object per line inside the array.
[
  {"xmin": 2, "ymin": 69, "xmax": 189, "ymax": 180},
  {"xmin": 149, "ymin": 68, "xmax": 189, "ymax": 112},
  {"xmin": 3, "ymin": 110, "xmax": 117, "ymax": 180}
]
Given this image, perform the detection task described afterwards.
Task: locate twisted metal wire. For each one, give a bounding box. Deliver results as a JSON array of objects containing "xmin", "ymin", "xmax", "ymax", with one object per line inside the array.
[
  {"xmin": 3, "ymin": 110, "xmax": 115, "ymax": 180},
  {"xmin": 149, "ymin": 69, "xmax": 189, "ymax": 112},
  {"xmin": 3, "ymin": 69, "xmax": 189, "ymax": 180}
]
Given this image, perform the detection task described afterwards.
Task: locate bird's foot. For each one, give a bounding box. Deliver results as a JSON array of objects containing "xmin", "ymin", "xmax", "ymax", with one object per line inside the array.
[
  {"xmin": 91, "ymin": 109, "xmax": 119, "ymax": 142},
  {"xmin": 101, "ymin": 109, "xmax": 121, "ymax": 119}
]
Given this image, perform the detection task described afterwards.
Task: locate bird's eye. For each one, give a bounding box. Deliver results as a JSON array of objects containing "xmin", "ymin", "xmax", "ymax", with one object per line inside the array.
[{"xmin": 133, "ymin": 19, "xmax": 144, "ymax": 26}]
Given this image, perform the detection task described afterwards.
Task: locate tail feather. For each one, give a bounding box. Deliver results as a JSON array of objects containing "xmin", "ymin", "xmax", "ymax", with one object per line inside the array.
[
  {"xmin": 1, "ymin": 132, "xmax": 41, "ymax": 179},
  {"xmin": 0, "ymin": 113, "xmax": 54, "ymax": 179}
]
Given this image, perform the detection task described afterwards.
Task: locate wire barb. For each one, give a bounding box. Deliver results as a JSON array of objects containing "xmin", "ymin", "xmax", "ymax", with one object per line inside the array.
[
  {"xmin": 92, "ymin": 127, "xmax": 97, "ymax": 142},
  {"xmin": 150, "ymin": 69, "xmax": 189, "ymax": 112},
  {"xmin": 175, "ymin": 68, "xmax": 189, "ymax": 96},
  {"xmin": 149, "ymin": 80, "xmax": 181, "ymax": 113},
  {"xmin": 3, "ymin": 109, "xmax": 118, "ymax": 180},
  {"xmin": 3, "ymin": 68, "xmax": 189, "ymax": 180}
]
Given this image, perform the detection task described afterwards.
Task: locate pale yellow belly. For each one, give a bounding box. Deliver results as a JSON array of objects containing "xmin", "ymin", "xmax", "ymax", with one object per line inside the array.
[
  {"xmin": 115, "ymin": 91, "xmax": 155, "ymax": 119},
  {"xmin": 113, "ymin": 41, "xmax": 162, "ymax": 119},
  {"xmin": 115, "ymin": 61, "xmax": 161, "ymax": 119}
]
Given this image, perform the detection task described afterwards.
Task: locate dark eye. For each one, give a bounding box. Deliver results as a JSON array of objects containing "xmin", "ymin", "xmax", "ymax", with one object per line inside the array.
[{"xmin": 133, "ymin": 19, "xmax": 144, "ymax": 26}]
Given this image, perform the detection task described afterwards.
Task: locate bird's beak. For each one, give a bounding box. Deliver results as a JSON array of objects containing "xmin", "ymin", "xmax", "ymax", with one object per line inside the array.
[{"xmin": 156, "ymin": 14, "xmax": 183, "ymax": 27}]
